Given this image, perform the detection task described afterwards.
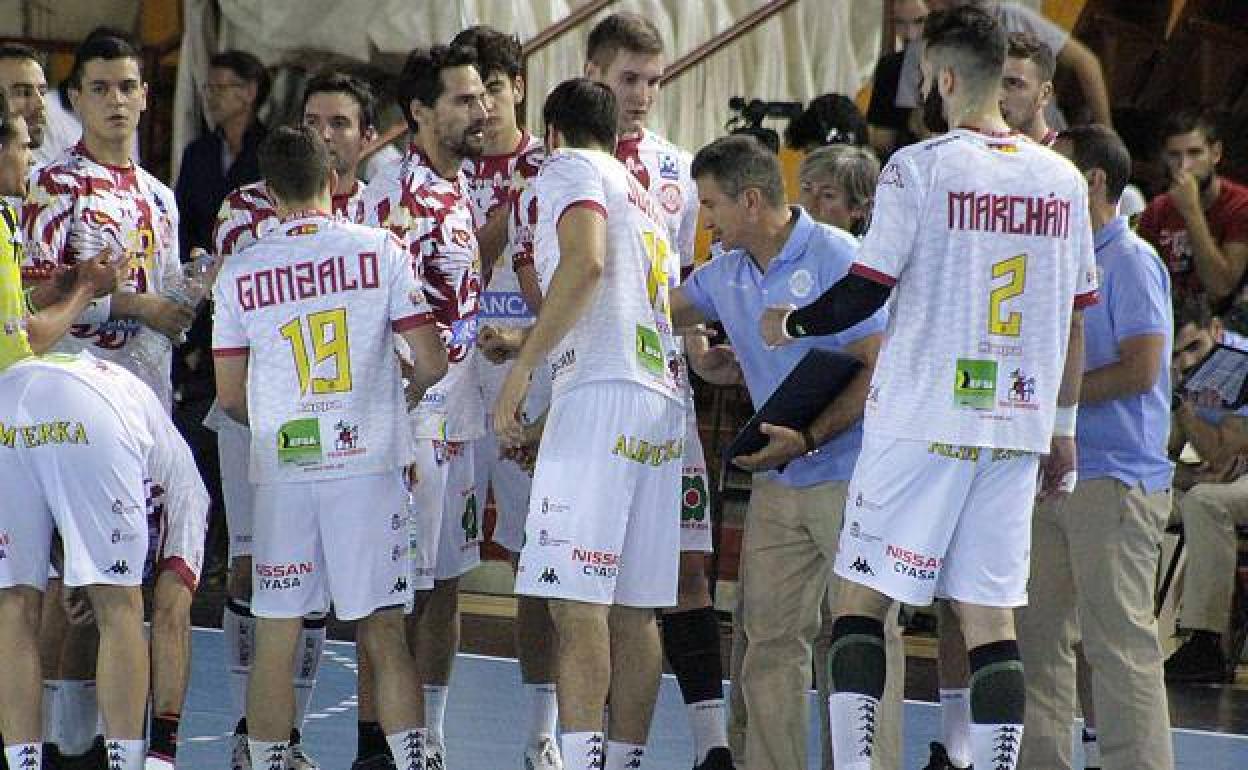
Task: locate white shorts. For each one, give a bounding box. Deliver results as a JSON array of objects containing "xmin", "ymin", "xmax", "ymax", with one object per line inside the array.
[
  {"xmin": 434, "ymin": 441, "xmax": 481, "ymax": 580},
  {"xmin": 473, "ymin": 426, "xmax": 533, "ymax": 553},
  {"xmin": 144, "ymin": 477, "xmax": 208, "ymax": 591},
  {"xmin": 215, "ymin": 417, "xmax": 254, "ymax": 561},
  {"xmin": 251, "ymin": 471, "xmax": 411, "ymax": 621},
  {"xmin": 0, "ymin": 362, "xmax": 149, "ymax": 589},
  {"xmin": 680, "ymin": 414, "xmax": 712, "ymax": 553},
  {"xmin": 516, "ymin": 382, "xmax": 684, "ymax": 608},
  {"xmin": 834, "ymin": 434, "xmax": 1039, "ymax": 608}
]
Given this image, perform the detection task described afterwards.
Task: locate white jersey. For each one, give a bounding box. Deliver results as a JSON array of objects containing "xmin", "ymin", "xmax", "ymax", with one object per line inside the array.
[
  {"xmin": 22, "ymin": 143, "xmax": 181, "ymax": 409},
  {"xmin": 615, "ymin": 130, "xmax": 699, "ymax": 268},
  {"xmin": 534, "ymin": 148, "xmax": 681, "ymax": 403},
  {"xmin": 463, "ymin": 132, "xmax": 546, "ymax": 404},
  {"xmin": 855, "ymin": 128, "xmax": 1098, "ymax": 453},
  {"xmin": 362, "ymin": 145, "xmax": 485, "ymax": 441},
  {"xmin": 211, "ymin": 214, "xmax": 434, "ymax": 483}
]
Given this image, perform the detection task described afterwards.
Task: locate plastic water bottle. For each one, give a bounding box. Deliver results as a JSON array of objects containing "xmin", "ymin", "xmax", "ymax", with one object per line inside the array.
[{"xmin": 165, "ymin": 247, "xmax": 217, "ymax": 310}]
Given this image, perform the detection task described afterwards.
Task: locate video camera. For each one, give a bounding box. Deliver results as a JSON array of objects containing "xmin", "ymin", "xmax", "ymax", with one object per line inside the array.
[{"xmin": 725, "ymin": 97, "xmax": 803, "ymax": 153}]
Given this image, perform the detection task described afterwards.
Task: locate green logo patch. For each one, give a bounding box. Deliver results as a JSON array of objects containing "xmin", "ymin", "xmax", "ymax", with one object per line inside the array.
[
  {"xmin": 953, "ymin": 358, "xmax": 997, "ymax": 410},
  {"xmin": 277, "ymin": 418, "xmax": 322, "ymax": 466}
]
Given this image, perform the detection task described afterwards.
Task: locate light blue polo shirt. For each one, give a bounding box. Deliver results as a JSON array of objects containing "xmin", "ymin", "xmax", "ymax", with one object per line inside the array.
[
  {"xmin": 682, "ymin": 207, "xmax": 887, "ymax": 488},
  {"xmin": 1077, "ymin": 216, "xmax": 1174, "ymax": 493}
]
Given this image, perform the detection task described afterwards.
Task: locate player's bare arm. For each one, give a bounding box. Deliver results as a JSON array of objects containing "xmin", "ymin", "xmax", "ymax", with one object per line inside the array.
[
  {"xmin": 25, "ymin": 256, "xmax": 120, "ymax": 351},
  {"xmin": 670, "ymin": 283, "xmax": 708, "ymax": 329},
  {"xmin": 516, "ymin": 262, "xmax": 543, "ymax": 316},
  {"xmin": 476, "ymin": 203, "xmax": 508, "ymax": 289},
  {"xmin": 493, "ymin": 205, "xmax": 606, "ymax": 446},
  {"xmin": 1039, "ymin": 309, "xmax": 1084, "ymax": 501},
  {"xmin": 399, "ymin": 323, "xmax": 449, "ymax": 404},
  {"xmin": 111, "ymin": 290, "xmax": 196, "ymax": 341},
  {"xmin": 214, "ymin": 353, "xmax": 249, "ymax": 426}
]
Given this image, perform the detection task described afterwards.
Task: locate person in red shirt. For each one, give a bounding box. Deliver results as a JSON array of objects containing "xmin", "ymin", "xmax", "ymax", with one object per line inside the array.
[{"xmin": 1138, "ymin": 110, "xmax": 1248, "ymax": 309}]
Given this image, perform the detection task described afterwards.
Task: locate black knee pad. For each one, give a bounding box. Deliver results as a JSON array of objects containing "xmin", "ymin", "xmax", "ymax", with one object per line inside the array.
[
  {"xmin": 968, "ymin": 639, "xmax": 1025, "ymax": 724},
  {"xmin": 828, "ymin": 615, "xmax": 886, "ymax": 698},
  {"xmin": 661, "ymin": 606, "xmax": 723, "ymax": 703}
]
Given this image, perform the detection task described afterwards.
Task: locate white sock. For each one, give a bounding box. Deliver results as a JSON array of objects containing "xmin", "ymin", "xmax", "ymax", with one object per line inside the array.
[
  {"xmin": 828, "ymin": 692, "xmax": 877, "ymax": 770},
  {"xmin": 42, "ymin": 681, "xmax": 63, "ymax": 745},
  {"xmin": 1082, "ymin": 725, "xmax": 1101, "ymax": 767},
  {"xmin": 104, "ymin": 739, "xmax": 145, "ymax": 770},
  {"xmin": 292, "ymin": 614, "xmax": 326, "ymax": 730},
  {"xmin": 248, "ymin": 738, "xmax": 289, "ymax": 770},
  {"xmin": 605, "ymin": 741, "xmax": 644, "ymax": 770},
  {"xmin": 939, "ymin": 687, "xmax": 972, "ymax": 768},
  {"xmin": 385, "ymin": 728, "xmax": 426, "ymax": 770},
  {"xmin": 58, "ymin": 680, "xmax": 99, "ymax": 756},
  {"xmin": 527, "ymin": 683, "xmax": 558, "ymax": 744},
  {"xmin": 561, "ymin": 732, "xmax": 605, "ymax": 770},
  {"xmin": 5, "ymin": 743, "xmax": 41, "ymax": 770},
  {"xmin": 423, "ymin": 684, "xmax": 449, "ymax": 744},
  {"xmin": 970, "ymin": 723, "xmax": 1023, "ymax": 770},
  {"xmin": 687, "ymin": 698, "xmax": 729, "ymax": 763},
  {"xmin": 224, "ymin": 599, "xmax": 255, "ymax": 720}
]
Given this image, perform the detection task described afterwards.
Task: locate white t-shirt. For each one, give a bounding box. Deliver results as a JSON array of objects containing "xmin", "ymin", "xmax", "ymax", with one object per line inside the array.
[
  {"xmin": 855, "ymin": 128, "xmax": 1098, "ymax": 452},
  {"xmin": 534, "ymin": 148, "xmax": 682, "ymax": 404},
  {"xmin": 362, "ymin": 145, "xmax": 485, "ymax": 441},
  {"xmin": 212, "ymin": 214, "xmax": 434, "ymax": 483},
  {"xmin": 615, "ymin": 129, "xmax": 699, "ymax": 268}
]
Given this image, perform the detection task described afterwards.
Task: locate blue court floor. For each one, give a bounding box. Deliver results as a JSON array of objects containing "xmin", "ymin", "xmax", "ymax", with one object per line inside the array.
[{"xmin": 178, "ymin": 628, "xmax": 1247, "ymax": 770}]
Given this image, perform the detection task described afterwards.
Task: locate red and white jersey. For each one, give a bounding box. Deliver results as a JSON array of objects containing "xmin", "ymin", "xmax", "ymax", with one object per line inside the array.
[
  {"xmin": 212, "ymin": 214, "xmax": 434, "ymax": 483},
  {"xmin": 362, "ymin": 143, "xmax": 484, "ymax": 440},
  {"xmin": 22, "ymin": 142, "xmax": 181, "ymax": 408},
  {"xmin": 855, "ymin": 128, "xmax": 1098, "ymax": 453},
  {"xmin": 463, "ymin": 132, "xmax": 546, "ymax": 404},
  {"xmin": 615, "ymin": 129, "xmax": 699, "ymax": 268},
  {"xmin": 534, "ymin": 148, "xmax": 681, "ymax": 403},
  {"xmin": 212, "ymin": 179, "xmax": 369, "ymax": 258}
]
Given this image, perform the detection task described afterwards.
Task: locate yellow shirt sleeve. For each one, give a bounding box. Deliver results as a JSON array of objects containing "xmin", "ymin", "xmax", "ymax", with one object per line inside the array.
[{"xmin": 0, "ymin": 201, "xmax": 34, "ymax": 371}]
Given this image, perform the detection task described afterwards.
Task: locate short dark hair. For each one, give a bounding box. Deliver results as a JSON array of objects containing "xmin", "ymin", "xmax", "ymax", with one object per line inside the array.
[
  {"xmin": 692, "ymin": 134, "xmax": 786, "ymax": 208},
  {"xmin": 923, "ymin": 6, "xmax": 1007, "ymax": 96},
  {"xmin": 1174, "ymin": 294, "xmax": 1215, "ymax": 332},
  {"xmin": 587, "ymin": 12, "xmax": 664, "ymax": 70},
  {"xmin": 396, "ymin": 44, "xmax": 478, "ymax": 133},
  {"xmin": 209, "ymin": 50, "xmax": 271, "ymax": 107},
  {"xmin": 1058, "ymin": 124, "xmax": 1132, "ymax": 202},
  {"xmin": 784, "ymin": 93, "xmax": 868, "ymax": 151},
  {"xmin": 0, "ymin": 43, "xmax": 39, "ymax": 65},
  {"xmin": 302, "ymin": 72, "xmax": 378, "ymax": 132},
  {"xmin": 1006, "ymin": 31, "xmax": 1055, "ymax": 82},
  {"xmin": 543, "ymin": 78, "xmax": 616, "ymax": 149},
  {"xmin": 1159, "ymin": 108, "xmax": 1222, "ymax": 148},
  {"xmin": 451, "ymin": 25, "xmax": 523, "ymax": 80},
  {"xmin": 68, "ymin": 27, "xmax": 143, "ymax": 91},
  {"xmin": 259, "ymin": 125, "xmax": 331, "ymax": 204}
]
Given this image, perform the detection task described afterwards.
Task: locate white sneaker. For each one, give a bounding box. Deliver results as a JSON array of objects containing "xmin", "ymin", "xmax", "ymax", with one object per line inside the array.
[
  {"xmin": 425, "ymin": 737, "xmax": 446, "ymax": 770},
  {"xmin": 230, "ymin": 733, "xmax": 252, "ymax": 770},
  {"xmin": 524, "ymin": 737, "xmax": 563, "ymax": 770},
  {"xmin": 144, "ymin": 756, "xmax": 175, "ymax": 770},
  {"xmin": 288, "ymin": 743, "xmax": 321, "ymax": 770}
]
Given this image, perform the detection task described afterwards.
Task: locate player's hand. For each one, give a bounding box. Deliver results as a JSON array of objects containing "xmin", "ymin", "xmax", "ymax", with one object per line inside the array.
[
  {"xmin": 1037, "ymin": 435, "xmax": 1077, "ymax": 502},
  {"xmin": 732, "ymin": 422, "xmax": 806, "ymax": 472},
  {"xmin": 502, "ymin": 443, "xmax": 538, "ymax": 475},
  {"xmin": 760, "ymin": 305, "xmax": 796, "ymax": 348},
  {"xmin": 494, "ymin": 364, "xmax": 533, "ymax": 447},
  {"xmin": 135, "ymin": 293, "xmax": 196, "ymax": 342},
  {"xmin": 74, "ymin": 254, "xmax": 123, "ymax": 298},
  {"xmin": 61, "ymin": 585, "xmax": 96, "ymax": 626},
  {"xmin": 1169, "ymin": 170, "xmax": 1203, "ymax": 220},
  {"xmin": 692, "ymin": 344, "xmax": 744, "ymax": 386},
  {"xmin": 479, "ymin": 324, "xmax": 524, "ymax": 364}
]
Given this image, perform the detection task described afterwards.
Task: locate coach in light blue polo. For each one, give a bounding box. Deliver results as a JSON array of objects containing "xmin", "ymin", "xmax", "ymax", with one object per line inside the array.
[
  {"xmin": 1017, "ymin": 124, "xmax": 1176, "ymax": 770},
  {"xmin": 669, "ymin": 135, "xmax": 902, "ymax": 770}
]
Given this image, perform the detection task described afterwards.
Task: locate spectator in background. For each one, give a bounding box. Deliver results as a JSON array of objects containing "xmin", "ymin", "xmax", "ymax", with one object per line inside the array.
[
  {"xmin": 1166, "ymin": 299, "xmax": 1248, "ymax": 683},
  {"xmin": 0, "ymin": 44, "xmax": 48, "ymax": 169},
  {"xmin": 797, "ymin": 144, "xmax": 879, "ymax": 237},
  {"xmin": 1000, "ymin": 32, "xmax": 1058, "ymax": 146},
  {"xmin": 174, "ymin": 50, "xmax": 270, "ymax": 258},
  {"xmin": 898, "ymin": 1, "xmax": 1112, "ymax": 130},
  {"xmin": 39, "ymin": 81, "xmax": 81, "ymax": 165},
  {"xmin": 784, "ymin": 93, "xmax": 868, "ymax": 152},
  {"xmin": 1138, "ymin": 110, "xmax": 1248, "ymax": 311},
  {"xmin": 867, "ymin": 0, "xmax": 927, "ymax": 159}
]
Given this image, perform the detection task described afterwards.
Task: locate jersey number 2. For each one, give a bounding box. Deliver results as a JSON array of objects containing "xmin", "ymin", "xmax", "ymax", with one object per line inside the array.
[
  {"xmin": 989, "ymin": 253, "xmax": 1027, "ymax": 337},
  {"xmin": 279, "ymin": 308, "xmax": 352, "ymax": 395}
]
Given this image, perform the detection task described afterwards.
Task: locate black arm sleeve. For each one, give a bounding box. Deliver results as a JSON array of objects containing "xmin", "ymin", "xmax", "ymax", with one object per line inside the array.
[{"xmin": 784, "ymin": 272, "xmax": 892, "ymax": 339}]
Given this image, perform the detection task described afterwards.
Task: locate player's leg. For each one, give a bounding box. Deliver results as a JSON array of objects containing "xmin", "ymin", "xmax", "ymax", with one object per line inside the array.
[
  {"xmin": 218, "ymin": 419, "xmax": 258, "ymax": 768},
  {"xmin": 148, "ymin": 570, "xmax": 194, "ymax": 769},
  {"xmin": 930, "ymin": 602, "xmax": 972, "ymax": 770},
  {"xmin": 56, "ymin": 617, "xmax": 102, "ymax": 763},
  {"xmin": 38, "ymin": 578, "xmax": 68, "ymax": 762},
  {"xmin": 320, "ymin": 472, "xmax": 426, "ymax": 770},
  {"xmin": 85, "ymin": 584, "xmax": 149, "ymax": 764},
  {"xmin": 414, "ymin": 576, "xmax": 459, "ymax": 766},
  {"xmin": 290, "ymin": 611, "xmax": 328, "ymax": 770},
  {"xmin": 605, "ymin": 604, "xmax": 663, "ymax": 766},
  {"xmin": 545, "ymin": 600, "xmax": 610, "ymax": 769},
  {"xmin": 1015, "ymin": 499, "xmax": 1077, "ymax": 770}
]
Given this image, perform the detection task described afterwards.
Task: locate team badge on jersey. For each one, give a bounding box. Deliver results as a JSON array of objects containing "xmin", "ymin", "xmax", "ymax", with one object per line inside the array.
[
  {"xmin": 659, "ymin": 183, "xmax": 682, "ymax": 214},
  {"xmin": 658, "ymin": 153, "xmax": 680, "ymax": 180}
]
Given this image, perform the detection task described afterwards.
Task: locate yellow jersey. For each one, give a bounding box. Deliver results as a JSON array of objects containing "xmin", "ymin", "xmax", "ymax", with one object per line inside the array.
[{"xmin": 0, "ymin": 201, "xmax": 33, "ymax": 371}]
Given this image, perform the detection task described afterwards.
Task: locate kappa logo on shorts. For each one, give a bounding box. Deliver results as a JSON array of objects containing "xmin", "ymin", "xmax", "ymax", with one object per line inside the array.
[
  {"xmin": 848, "ymin": 557, "xmax": 874, "ymax": 577},
  {"xmin": 105, "ymin": 559, "xmax": 130, "ymax": 575},
  {"xmin": 538, "ymin": 567, "xmax": 560, "ymax": 584},
  {"xmin": 392, "ymin": 576, "xmax": 408, "ymax": 593}
]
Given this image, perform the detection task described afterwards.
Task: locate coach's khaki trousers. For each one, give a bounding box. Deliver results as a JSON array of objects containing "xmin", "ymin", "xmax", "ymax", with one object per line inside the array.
[
  {"xmin": 1176, "ymin": 476, "xmax": 1248, "ymax": 634},
  {"xmin": 725, "ymin": 476, "xmax": 903, "ymax": 770},
  {"xmin": 1017, "ymin": 478, "xmax": 1174, "ymax": 770}
]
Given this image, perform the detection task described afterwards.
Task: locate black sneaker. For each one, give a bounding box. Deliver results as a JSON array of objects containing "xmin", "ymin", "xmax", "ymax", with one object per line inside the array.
[
  {"xmin": 1165, "ymin": 633, "xmax": 1230, "ymax": 683},
  {"xmin": 693, "ymin": 747, "xmax": 734, "ymax": 770},
  {"xmin": 922, "ymin": 742, "xmax": 971, "ymax": 770}
]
